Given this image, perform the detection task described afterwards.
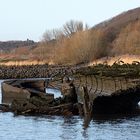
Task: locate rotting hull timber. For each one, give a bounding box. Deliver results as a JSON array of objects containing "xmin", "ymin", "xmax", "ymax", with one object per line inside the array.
[
  {"xmin": 50, "ymin": 74, "xmax": 140, "ymax": 114},
  {"xmin": 0, "ymin": 79, "xmax": 78, "ymax": 116},
  {"xmin": 1, "ymin": 74, "xmax": 140, "ymax": 115},
  {"xmin": 74, "ymin": 75, "xmax": 140, "ymax": 113},
  {"xmin": 1, "ymin": 79, "xmax": 52, "ymax": 105},
  {"xmin": 92, "ymin": 86, "xmax": 140, "ymax": 114}
]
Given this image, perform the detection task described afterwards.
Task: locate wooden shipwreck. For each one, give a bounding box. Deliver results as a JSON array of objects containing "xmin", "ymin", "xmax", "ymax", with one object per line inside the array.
[
  {"xmin": 0, "ymin": 79, "xmax": 78, "ymax": 115},
  {"xmin": 1, "ymin": 79, "xmax": 53, "ymax": 104},
  {"xmin": 0, "ymin": 64, "xmax": 140, "ymax": 116},
  {"xmin": 49, "ymin": 64, "xmax": 140, "ymax": 114}
]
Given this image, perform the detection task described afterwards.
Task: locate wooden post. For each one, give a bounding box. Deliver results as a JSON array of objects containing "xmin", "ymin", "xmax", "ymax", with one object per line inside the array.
[{"xmin": 81, "ymin": 86, "xmax": 93, "ymax": 128}]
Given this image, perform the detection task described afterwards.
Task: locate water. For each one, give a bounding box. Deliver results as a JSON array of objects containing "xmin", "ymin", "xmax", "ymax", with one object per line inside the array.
[
  {"xmin": 0, "ymin": 81, "xmax": 140, "ymax": 140},
  {"xmin": 46, "ymin": 88, "xmax": 62, "ymax": 98}
]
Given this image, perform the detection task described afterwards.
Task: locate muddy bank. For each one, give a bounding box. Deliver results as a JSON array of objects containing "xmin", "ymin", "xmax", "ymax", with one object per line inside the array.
[
  {"xmin": 0, "ymin": 64, "xmax": 49, "ymax": 79},
  {"xmin": 0, "ymin": 63, "xmax": 140, "ymax": 79},
  {"xmin": 0, "ymin": 64, "xmax": 76, "ymax": 79}
]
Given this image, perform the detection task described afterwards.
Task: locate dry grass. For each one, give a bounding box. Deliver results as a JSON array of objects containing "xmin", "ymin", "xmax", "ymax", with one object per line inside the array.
[
  {"xmin": 0, "ymin": 60, "xmax": 48, "ymax": 66},
  {"xmin": 89, "ymin": 54, "xmax": 140, "ymax": 66}
]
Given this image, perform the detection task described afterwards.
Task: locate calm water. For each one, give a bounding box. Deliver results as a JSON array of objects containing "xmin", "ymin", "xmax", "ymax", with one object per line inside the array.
[{"xmin": 0, "ymin": 80, "xmax": 140, "ymax": 140}]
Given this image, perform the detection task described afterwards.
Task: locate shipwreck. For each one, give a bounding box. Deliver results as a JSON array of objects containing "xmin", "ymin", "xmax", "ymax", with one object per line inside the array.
[{"xmin": 0, "ymin": 64, "xmax": 140, "ymax": 116}]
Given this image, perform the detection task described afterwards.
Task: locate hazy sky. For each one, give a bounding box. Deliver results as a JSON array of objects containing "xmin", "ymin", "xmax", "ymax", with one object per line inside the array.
[{"xmin": 0, "ymin": 0, "xmax": 140, "ymax": 41}]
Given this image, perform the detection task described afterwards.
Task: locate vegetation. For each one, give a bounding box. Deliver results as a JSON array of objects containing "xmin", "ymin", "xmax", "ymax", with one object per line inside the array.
[
  {"xmin": 32, "ymin": 7, "xmax": 140, "ymax": 65},
  {"xmin": 1, "ymin": 7, "xmax": 140, "ymax": 65}
]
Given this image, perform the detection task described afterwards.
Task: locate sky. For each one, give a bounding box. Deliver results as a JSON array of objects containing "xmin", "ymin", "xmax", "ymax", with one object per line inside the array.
[{"xmin": 0, "ymin": 0, "xmax": 140, "ymax": 41}]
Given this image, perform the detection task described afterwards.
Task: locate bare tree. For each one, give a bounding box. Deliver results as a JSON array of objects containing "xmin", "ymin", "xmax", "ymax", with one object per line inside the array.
[
  {"xmin": 42, "ymin": 30, "xmax": 54, "ymax": 42},
  {"xmin": 42, "ymin": 20, "xmax": 89, "ymax": 42},
  {"xmin": 63, "ymin": 20, "xmax": 88, "ymax": 37},
  {"xmin": 42, "ymin": 29, "xmax": 64, "ymax": 43}
]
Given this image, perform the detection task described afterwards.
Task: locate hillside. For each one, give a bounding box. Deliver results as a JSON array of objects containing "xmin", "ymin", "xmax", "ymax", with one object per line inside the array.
[
  {"xmin": 1, "ymin": 7, "xmax": 140, "ymax": 65},
  {"xmin": 92, "ymin": 7, "xmax": 140, "ymax": 56},
  {"xmin": 95, "ymin": 7, "xmax": 140, "ymax": 30},
  {"xmin": 0, "ymin": 40, "xmax": 38, "ymax": 65},
  {"xmin": 0, "ymin": 39, "xmax": 36, "ymax": 52}
]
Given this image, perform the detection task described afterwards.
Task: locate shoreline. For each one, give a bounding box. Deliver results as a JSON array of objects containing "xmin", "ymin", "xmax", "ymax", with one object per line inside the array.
[{"xmin": 0, "ymin": 62, "xmax": 140, "ymax": 79}]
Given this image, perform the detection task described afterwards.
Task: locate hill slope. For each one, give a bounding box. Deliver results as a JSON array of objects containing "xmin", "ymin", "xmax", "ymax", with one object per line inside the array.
[
  {"xmin": 94, "ymin": 7, "xmax": 140, "ymax": 30},
  {"xmin": 0, "ymin": 39, "xmax": 36, "ymax": 52},
  {"xmin": 91, "ymin": 7, "xmax": 140, "ymax": 56}
]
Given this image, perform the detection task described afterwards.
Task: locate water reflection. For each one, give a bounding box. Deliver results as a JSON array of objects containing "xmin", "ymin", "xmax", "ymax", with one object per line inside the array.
[
  {"xmin": 0, "ymin": 110, "xmax": 140, "ymax": 140},
  {"xmin": 46, "ymin": 88, "xmax": 62, "ymax": 98},
  {"xmin": 0, "ymin": 80, "xmax": 140, "ymax": 140},
  {"xmin": 138, "ymin": 101, "xmax": 140, "ymax": 107},
  {"xmin": 59, "ymin": 116, "xmax": 79, "ymax": 140},
  {"xmin": 92, "ymin": 111, "xmax": 140, "ymax": 123}
]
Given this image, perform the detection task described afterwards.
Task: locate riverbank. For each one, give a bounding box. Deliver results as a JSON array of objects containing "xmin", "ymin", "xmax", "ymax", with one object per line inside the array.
[
  {"xmin": 0, "ymin": 62, "xmax": 140, "ymax": 79},
  {"xmin": 0, "ymin": 64, "xmax": 49, "ymax": 79}
]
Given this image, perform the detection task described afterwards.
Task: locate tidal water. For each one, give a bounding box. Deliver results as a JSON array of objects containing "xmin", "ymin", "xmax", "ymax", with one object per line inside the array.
[{"xmin": 0, "ymin": 80, "xmax": 140, "ymax": 140}]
